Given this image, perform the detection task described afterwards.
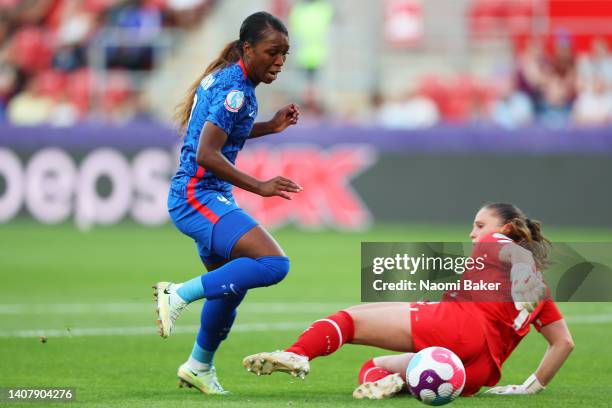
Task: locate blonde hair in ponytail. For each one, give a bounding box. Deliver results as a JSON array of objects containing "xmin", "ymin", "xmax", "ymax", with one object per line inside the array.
[{"xmin": 174, "ymin": 40, "xmax": 242, "ymax": 131}]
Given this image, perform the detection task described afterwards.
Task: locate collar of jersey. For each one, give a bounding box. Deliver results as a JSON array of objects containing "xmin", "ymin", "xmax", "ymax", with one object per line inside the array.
[{"xmin": 237, "ymin": 59, "xmax": 256, "ymax": 88}]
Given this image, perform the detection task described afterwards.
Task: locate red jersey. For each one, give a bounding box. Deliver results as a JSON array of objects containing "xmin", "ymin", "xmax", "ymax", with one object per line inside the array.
[{"xmin": 447, "ymin": 232, "xmax": 564, "ymax": 371}]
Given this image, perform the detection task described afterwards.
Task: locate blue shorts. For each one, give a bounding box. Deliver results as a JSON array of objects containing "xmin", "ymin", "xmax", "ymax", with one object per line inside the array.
[{"xmin": 168, "ymin": 189, "xmax": 258, "ymax": 265}]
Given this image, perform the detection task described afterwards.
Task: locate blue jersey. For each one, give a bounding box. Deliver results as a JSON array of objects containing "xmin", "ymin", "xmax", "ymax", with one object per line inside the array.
[{"xmin": 170, "ymin": 60, "xmax": 257, "ymax": 196}]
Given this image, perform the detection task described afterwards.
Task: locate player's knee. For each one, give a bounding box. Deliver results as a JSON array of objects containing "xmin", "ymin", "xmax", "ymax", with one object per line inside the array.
[{"xmin": 257, "ymin": 256, "xmax": 290, "ymax": 286}]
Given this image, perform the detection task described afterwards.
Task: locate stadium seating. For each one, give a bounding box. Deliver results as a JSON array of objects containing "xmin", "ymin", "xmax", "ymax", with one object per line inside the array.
[{"xmin": 0, "ymin": 0, "xmax": 213, "ymax": 122}]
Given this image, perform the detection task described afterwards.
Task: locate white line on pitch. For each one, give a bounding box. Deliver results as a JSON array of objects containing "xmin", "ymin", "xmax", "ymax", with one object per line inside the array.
[
  {"xmin": 0, "ymin": 303, "xmax": 611, "ymax": 317},
  {"xmin": 565, "ymin": 314, "xmax": 612, "ymax": 324},
  {"xmin": 0, "ymin": 302, "xmax": 349, "ymax": 315},
  {"xmin": 0, "ymin": 314, "xmax": 611, "ymax": 339},
  {"xmin": 0, "ymin": 321, "xmax": 312, "ymax": 339}
]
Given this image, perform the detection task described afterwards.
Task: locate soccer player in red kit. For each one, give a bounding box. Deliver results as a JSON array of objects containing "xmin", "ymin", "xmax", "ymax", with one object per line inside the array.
[{"xmin": 242, "ymin": 203, "xmax": 575, "ymax": 399}]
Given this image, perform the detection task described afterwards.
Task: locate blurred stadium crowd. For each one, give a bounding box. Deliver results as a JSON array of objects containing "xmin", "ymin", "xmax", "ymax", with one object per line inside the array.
[
  {"xmin": 1, "ymin": 0, "xmax": 612, "ymax": 128},
  {"xmin": 0, "ymin": 0, "xmax": 214, "ymax": 125},
  {"xmin": 374, "ymin": 34, "xmax": 612, "ymax": 130},
  {"xmin": 370, "ymin": 0, "xmax": 612, "ymax": 129}
]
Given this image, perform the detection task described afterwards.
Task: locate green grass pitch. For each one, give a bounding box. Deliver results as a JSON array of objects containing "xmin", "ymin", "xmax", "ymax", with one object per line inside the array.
[{"xmin": 1, "ymin": 221, "xmax": 611, "ymax": 407}]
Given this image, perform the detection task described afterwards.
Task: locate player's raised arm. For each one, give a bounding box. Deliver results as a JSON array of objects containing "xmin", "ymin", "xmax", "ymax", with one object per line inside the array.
[
  {"xmin": 197, "ymin": 121, "xmax": 302, "ymax": 199},
  {"xmin": 250, "ymin": 103, "xmax": 300, "ymax": 138},
  {"xmin": 499, "ymin": 242, "xmax": 546, "ymax": 311},
  {"xmin": 497, "ymin": 219, "xmax": 549, "ymax": 311}
]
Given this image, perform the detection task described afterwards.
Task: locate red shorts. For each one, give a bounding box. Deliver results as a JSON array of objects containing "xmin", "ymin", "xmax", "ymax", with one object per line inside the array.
[{"xmin": 410, "ymin": 301, "xmax": 500, "ymax": 396}]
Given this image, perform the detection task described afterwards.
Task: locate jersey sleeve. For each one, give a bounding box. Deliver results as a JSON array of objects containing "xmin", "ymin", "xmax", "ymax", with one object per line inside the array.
[
  {"xmin": 206, "ymin": 83, "xmax": 246, "ymax": 136},
  {"xmin": 474, "ymin": 232, "xmax": 513, "ymax": 264},
  {"xmin": 532, "ymin": 300, "xmax": 564, "ymax": 331}
]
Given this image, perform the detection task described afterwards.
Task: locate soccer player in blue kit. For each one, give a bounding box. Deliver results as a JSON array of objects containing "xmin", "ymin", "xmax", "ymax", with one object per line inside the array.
[{"xmin": 153, "ymin": 12, "xmax": 301, "ymax": 395}]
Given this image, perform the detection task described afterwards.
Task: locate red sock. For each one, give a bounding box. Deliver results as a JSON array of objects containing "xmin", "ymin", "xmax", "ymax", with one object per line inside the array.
[
  {"xmin": 285, "ymin": 311, "xmax": 354, "ymax": 360},
  {"xmin": 358, "ymin": 359, "xmax": 394, "ymax": 384}
]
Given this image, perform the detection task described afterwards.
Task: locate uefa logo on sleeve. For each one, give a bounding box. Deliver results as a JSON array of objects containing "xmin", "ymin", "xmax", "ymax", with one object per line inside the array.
[{"xmin": 224, "ymin": 90, "xmax": 245, "ymax": 112}]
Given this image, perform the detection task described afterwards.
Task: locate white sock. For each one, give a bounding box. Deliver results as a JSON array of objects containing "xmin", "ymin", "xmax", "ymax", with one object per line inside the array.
[{"xmin": 187, "ymin": 356, "xmax": 212, "ymax": 373}]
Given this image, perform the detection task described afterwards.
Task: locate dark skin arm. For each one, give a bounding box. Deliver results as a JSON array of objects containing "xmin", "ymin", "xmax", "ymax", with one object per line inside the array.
[
  {"xmin": 249, "ymin": 103, "xmax": 300, "ymax": 139},
  {"xmin": 196, "ymin": 121, "xmax": 302, "ymax": 199}
]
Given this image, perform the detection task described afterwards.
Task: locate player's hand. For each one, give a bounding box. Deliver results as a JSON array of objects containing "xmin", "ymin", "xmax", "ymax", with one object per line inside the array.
[
  {"xmin": 485, "ymin": 384, "xmax": 531, "ymax": 395},
  {"xmin": 257, "ymin": 176, "xmax": 302, "ymax": 200},
  {"xmin": 510, "ymin": 263, "xmax": 546, "ymax": 307},
  {"xmin": 269, "ymin": 104, "xmax": 300, "ymax": 133},
  {"xmin": 486, "ymin": 374, "xmax": 545, "ymax": 395}
]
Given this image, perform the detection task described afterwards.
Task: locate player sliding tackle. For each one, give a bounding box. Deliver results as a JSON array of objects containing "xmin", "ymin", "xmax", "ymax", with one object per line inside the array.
[{"xmin": 244, "ymin": 203, "xmax": 575, "ymax": 399}]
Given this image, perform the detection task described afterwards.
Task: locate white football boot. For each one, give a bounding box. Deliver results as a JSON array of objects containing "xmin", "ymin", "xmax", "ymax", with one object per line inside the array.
[
  {"xmin": 242, "ymin": 351, "xmax": 310, "ymax": 379},
  {"xmin": 177, "ymin": 363, "xmax": 228, "ymax": 395},
  {"xmin": 153, "ymin": 282, "xmax": 187, "ymax": 338},
  {"xmin": 352, "ymin": 373, "xmax": 405, "ymax": 400}
]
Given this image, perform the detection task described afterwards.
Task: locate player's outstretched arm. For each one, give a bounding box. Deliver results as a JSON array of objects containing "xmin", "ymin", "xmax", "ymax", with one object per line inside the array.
[
  {"xmin": 486, "ymin": 319, "xmax": 574, "ymax": 395},
  {"xmin": 499, "ymin": 243, "xmax": 546, "ymax": 312},
  {"xmin": 533, "ymin": 319, "xmax": 574, "ymax": 386},
  {"xmin": 197, "ymin": 121, "xmax": 302, "ymax": 199},
  {"xmin": 249, "ymin": 103, "xmax": 300, "ymax": 138}
]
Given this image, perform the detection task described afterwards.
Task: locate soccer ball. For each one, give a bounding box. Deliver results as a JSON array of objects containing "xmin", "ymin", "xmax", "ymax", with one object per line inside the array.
[{"xmin": 406, "ymin": 346, "xmax": 466, "ymax": 406}]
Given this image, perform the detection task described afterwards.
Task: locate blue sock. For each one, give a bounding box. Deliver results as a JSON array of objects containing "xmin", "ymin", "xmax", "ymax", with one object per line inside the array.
[
  {"xmin": 179, "ymin": 256, "xmax": 289, "ymax": 303},
  {"xmin": 185, "ymin": 257, "xmax": 288, "ymax": 370},
  {"xmin": 191, "ymin": 342, "xmax": 216, "ymax": 366},
  {"xmin": 194, "ymin": 292, "xmax": 246, "ymax": 364},
  {"xmin": 177, "ymin": 276, "xmax": 205, "ymax": 303},
  {"xmin": 200, "ymin": 256, "xmax": 290, "ymax": 300}
]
